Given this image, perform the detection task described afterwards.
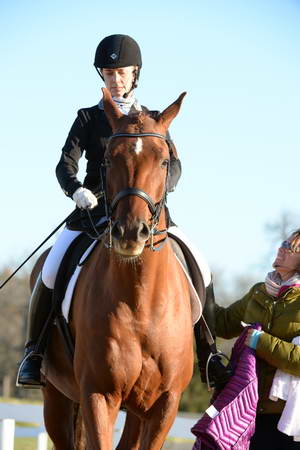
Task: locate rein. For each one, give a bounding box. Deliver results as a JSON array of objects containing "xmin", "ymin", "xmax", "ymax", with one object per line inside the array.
[{"xmin": 98, "ymin": 132, "xmax": 171, "ymax": 251}]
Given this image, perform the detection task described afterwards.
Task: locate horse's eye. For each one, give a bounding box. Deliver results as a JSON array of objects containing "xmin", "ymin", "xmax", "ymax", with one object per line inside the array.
[{"xmin": 161, "ymin": 159, "xmax": 169, "ymax": 168}]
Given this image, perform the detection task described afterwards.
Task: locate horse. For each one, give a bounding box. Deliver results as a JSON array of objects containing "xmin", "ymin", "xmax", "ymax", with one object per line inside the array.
[{"xmin": 33, "ymin": 88, "xmax": 194, "ymax": 449}]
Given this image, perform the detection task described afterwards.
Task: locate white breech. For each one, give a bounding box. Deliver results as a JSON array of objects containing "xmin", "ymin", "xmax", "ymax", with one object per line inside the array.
[{"xmin": 42, "ymin": 228, "xmax": 81, "ymax": 289}]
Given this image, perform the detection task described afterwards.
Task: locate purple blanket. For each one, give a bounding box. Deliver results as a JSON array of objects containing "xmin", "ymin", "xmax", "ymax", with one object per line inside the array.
[{"xmin": 191, "ymin": 324, "xmax": 261, "ymax": 450}]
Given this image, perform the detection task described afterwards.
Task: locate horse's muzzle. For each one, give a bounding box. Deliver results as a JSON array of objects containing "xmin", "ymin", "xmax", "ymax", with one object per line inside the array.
[{"xmin": 111, "ymin": 219, "xmax": 150, "ymax": 257}]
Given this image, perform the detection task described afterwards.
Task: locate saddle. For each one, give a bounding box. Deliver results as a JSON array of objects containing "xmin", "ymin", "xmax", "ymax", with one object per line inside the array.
[
  {"xmin": 53, "ymin": 233, "xmax": 98, "ymax": 358},
  {"xmin": 52, "ymin": 229, "xmax": 208, "ymax": 360},
  {"xmin": 169, "ymin": 234, "xmax": 205, "ymax": 323}
]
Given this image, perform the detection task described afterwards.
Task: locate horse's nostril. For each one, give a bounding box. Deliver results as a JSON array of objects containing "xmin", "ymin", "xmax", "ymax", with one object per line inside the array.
[
  {"xmin": 112, "ymin": 221, "xmax": 124, "ymax": 239},
  {"xmin": 112, "ymin": 219, "xmax": 150, "ymax": 243},
  {"xmin": 138, "ymin": 221, "xmax": 150, "ymax": 241}
]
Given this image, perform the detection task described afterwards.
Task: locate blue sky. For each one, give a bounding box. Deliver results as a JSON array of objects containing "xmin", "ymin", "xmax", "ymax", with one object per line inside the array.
[{"xmin": 1, "ymin": 0, "xmax": 300, "ymax": 283}]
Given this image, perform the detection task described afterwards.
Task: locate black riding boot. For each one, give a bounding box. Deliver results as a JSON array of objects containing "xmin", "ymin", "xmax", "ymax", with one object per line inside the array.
[
  {"xmin": 16, "ymin": 272, "xmax": 53, "ymax": 388},
  {"xmin": 194, "ymin": 281, "xmax": 232, "ymax": 391}
]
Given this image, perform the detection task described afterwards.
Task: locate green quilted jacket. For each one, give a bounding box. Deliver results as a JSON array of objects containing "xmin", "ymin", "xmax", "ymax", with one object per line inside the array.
[{"xmin": 215, "ymin": 282, "xmax": 300, "ymax": 414}]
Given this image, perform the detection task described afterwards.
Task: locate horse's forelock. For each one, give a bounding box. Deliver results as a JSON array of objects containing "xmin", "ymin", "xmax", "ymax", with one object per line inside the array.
[
  {"xmin": 126, "ymin": 112, "xmax": 146, "ymax": 131},
  {"xmin": 117, "ymin": 111, "xmax": 157, "ymax": 134}
]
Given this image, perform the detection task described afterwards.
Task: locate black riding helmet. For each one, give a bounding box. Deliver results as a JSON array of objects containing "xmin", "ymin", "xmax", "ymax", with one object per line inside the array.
[
  {"xmin": 94, "ymin": 34, "xmax": 142, "ymax": 69},
  {"xmin": 94, "ymin": 34, "xmax": 142, "ymax": 97}
]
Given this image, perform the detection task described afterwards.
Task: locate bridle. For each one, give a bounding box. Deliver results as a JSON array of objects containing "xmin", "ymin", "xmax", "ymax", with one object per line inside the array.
[{"xmin": 100, "ymin": 132, "xmax": 171, "ymax": 251}]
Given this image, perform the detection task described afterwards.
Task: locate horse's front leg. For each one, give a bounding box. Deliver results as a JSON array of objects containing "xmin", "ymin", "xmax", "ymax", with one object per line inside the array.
[
  {"xmin": 141, "ymin": 391, "xmax": 181, "ymax": 450},
  {"xmin": 80, "ymin": 389, "xmax": 121, "ymax": 449}
]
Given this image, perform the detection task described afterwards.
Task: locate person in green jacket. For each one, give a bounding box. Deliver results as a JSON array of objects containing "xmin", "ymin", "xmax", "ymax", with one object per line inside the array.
[{"xmin": 216, "ymin": 230, "xmax": 300, "ymax": 450}]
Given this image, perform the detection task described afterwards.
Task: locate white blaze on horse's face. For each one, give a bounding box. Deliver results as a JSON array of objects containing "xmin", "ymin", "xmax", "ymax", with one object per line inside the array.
[{"xmin": 134, "ymin": 138, "xmax": 143, "ymax": 155}]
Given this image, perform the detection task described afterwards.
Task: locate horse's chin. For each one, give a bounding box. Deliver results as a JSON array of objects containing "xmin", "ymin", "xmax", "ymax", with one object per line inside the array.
[{"xmin": 113, "ymin": 240, "xmax": 145, "ymax": 259}]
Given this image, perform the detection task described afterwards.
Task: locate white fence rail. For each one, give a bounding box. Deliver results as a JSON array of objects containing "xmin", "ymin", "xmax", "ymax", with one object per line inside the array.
[{"xmin": 0, "ymin": 402, "xmax": 198, "ymax": 449}]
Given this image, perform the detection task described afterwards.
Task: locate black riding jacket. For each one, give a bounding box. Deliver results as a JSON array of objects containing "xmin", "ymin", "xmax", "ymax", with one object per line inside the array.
[{"xmin": 56, "ymin": 105, "xmax": 182, "ymax": 207}]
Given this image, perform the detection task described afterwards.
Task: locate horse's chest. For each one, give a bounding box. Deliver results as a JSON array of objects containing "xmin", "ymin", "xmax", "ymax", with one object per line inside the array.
[{"xmin": 123, "ymin": 353, "xmax": 174, "ymax": 410}]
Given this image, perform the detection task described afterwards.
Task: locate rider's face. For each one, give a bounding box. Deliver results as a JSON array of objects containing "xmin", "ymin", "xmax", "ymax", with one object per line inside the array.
[{"xmin": 101, "ymin": 66, "xmax": 137, "ymax": 99}]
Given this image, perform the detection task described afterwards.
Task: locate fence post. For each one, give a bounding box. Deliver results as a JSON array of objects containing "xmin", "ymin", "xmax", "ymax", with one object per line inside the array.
[
  {"xmin": 37, "ymin": 431, "xmax": 48, "ymax": 450},
  {"xmin": 0, "ymin": 419, "xmax": 15, "ymax": 450}
]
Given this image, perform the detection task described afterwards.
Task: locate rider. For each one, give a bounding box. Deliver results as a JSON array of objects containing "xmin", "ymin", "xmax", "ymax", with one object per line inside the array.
[
  {"xmin": 17, "ymin": 34, "xmax": 182, "ymax": 388},
  {"xmin": 17, "ymin": 34, "xmax": 224, "ymax": 390}
]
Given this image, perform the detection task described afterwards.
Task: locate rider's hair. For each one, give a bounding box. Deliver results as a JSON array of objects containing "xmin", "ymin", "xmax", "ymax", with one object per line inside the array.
[{"xmin": 290, "ymin": 229, "xmax": 300, "ymax": 254}]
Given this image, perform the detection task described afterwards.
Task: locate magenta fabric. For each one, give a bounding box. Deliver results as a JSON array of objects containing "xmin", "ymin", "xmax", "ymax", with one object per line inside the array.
[
  {"xmin": 278, "ymin": 283, "xmax": 300, "ymax": 296},
  {"xmin": 191, "ymin": 324, "xmax": 261, "ymax": 450}
]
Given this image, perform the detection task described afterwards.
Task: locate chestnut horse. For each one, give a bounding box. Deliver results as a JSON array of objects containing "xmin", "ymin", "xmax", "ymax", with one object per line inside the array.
[{"xmin": 35, "ymin": 89, "xmax": 194, "ymax": 449}]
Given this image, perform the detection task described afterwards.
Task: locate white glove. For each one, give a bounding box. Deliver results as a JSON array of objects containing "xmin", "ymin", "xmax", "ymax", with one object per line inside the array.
[{"xmin": 72, "ymin": 187, "xmax": 98, "ymax": 210}]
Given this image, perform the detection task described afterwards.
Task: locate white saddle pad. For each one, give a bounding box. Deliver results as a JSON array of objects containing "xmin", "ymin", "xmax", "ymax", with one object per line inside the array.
[{"xmin": 62, "ymin": 227, "xmax": 211, "ymax": 324}]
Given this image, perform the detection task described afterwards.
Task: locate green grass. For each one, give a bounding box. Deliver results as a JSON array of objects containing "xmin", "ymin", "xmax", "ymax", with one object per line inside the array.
[
  {"xmin": 0, "ymin": 396, "xmax": 42, "ymax": 405},
  {"xmin": 14, "ymin": 437, "xmax": 53, "ymax": 450}
]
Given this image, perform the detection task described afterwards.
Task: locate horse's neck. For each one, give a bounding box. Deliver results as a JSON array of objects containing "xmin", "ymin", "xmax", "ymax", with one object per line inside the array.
[
  {"xmin": 97, "ymin": 237, "xmax": 173, "ymax": 296},
  {"xmin": 93, "ymin": 212, "xmax": 174, "ymax": 302},
  {"xmin": 111, "ymin": 245, "xmax": 173, "ymax": 316}
]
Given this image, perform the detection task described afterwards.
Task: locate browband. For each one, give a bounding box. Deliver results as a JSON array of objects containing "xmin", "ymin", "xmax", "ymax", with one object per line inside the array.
[{"xmin": 109, "ymin": 132, "xmax": 168, "ymax": 141}]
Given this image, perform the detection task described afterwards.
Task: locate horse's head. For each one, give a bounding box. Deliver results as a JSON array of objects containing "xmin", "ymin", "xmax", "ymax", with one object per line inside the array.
[{"xmin": 102, "ymin": 88, "xmax": 186, "ymax": 258}]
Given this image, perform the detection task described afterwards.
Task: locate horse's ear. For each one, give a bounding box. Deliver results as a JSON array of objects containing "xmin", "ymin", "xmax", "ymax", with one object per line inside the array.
[
  {"xmin": 158, "ymin": 92, "xmax": 186, "ymax": 130},
  {"xmin": 102, "ymin": 88, "xmax": 124, "ymax": 131}
]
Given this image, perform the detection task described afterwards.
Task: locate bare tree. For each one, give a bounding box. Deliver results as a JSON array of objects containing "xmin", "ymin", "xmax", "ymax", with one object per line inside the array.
[
  {"xmin": 265, "ymin": 210, "xmax": 299, "ymax": 242},
  {"xmin": 0, "ymin": 266, "xmax": 42, "ymax": 400}
]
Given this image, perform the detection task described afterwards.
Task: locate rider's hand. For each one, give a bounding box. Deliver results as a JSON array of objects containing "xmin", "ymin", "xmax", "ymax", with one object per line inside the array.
[{"xmin": 72, "ymin": 187, "xmax": 98, "ymax": 210}]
